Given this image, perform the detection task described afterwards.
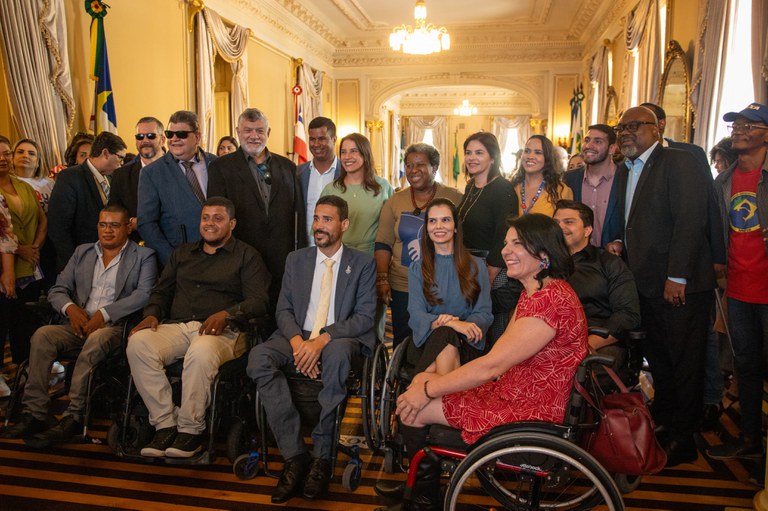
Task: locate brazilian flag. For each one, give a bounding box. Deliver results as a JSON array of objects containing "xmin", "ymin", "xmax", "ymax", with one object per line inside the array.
[{"xmin": 87, "ymin": 1, "xmax": 117, "ymax": 134}]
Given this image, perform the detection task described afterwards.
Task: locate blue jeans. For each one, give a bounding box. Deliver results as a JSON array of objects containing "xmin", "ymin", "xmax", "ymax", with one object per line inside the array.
[
  {"xmin": 727, "ymin": 297, "xmax": 768, "ymax": 440},
  {"xmin": 703, "ymin": 303, "xmax": 724, "ymax": 405}
]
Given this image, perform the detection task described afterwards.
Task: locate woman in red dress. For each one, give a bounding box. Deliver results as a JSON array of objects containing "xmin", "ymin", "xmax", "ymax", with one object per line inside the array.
[{"xmin": 376, "ymin": 213, "xmax": 587, "ymax": 509}]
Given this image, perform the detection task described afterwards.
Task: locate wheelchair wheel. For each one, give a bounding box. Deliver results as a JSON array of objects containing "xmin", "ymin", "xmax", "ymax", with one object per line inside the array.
[
  {"xmin": 361, "ymin": 342, "xmax": 389, "ymax": 452},
  {"xmin": 342, "ymin": 460, "xmax": 362, "ymax": 491},
  {"xmin": 107, "ymin": 422, "xmax": 120, "ymax": 452},
  {"xmin": 226, "ymin": 419, "xmax": 254, "ymax": 464},
  {"xmin": 233, "ymin": 453, "xmax": 260, "ymax": 480},
  {"xmin": 614, "ymin": 473, "xmax": 641, "ymax": 494},
  {"xmin": 445, "ymin": 432, "xmax": 624, "ymax": 511},
  {"xmin": 380, "ymin": 342, "xmax": 407, "ymax": 443}
]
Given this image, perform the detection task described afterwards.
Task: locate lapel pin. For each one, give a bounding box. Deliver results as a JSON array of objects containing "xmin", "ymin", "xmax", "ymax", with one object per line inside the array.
[{"xmin": 345, "ymin": 265, "xmax": 351, "ymax": 274}]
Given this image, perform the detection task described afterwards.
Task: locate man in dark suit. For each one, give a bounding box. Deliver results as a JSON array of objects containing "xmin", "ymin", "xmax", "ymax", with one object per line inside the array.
[
  {"xmin": 297, "ymin": 117, "xmax": 341, "ymax": 246},
  {"xmin": 617, "ymin": 106, "xmax": 715, "ymax": 466},
  {"xmin": 48, "ymin": 132, "xmax": 127, "ymax": 272},
  {"xmin": 137, "ymin": 110, "xmax": 216, "ymax": 266},
  {"xmin": 1, "ymin": 205, "xmax": 156, "ymax": 445},
  {"xmin": 208, "ymin": 108, "xmax": 307, "ymax": 311},
  {"xmin": 247, "ymin": 195, "xmax": 376, "ymax": 503},
  {"xmin": 109, "ymin": 116, "xmax": 166, "ymax": 242},
  {"xmin": 564, "ymin": 124, "xmax": 626, "ymax": 248}
]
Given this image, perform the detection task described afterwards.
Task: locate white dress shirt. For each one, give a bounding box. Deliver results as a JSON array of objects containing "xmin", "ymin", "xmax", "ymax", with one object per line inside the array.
[{"xmin": 302, "ymin": 245, "xmax": 344, "ymax": 334}]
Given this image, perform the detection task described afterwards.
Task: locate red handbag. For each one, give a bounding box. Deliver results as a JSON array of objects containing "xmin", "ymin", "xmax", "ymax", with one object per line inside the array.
[{"xmin": 576, "ymin": 363, "xmax": 667, "ymax": 476}]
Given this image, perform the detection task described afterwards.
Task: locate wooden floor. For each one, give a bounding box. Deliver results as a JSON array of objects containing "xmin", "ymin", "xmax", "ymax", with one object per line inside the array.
[{"xmin": 0, "ymin": 334, "xmax": 762, "ymax": 510}]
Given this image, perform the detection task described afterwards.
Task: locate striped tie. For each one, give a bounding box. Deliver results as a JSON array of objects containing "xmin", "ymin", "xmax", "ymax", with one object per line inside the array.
[{"xmin": 182, "ymin": 161, "xmax": 205, "ymax": 203}]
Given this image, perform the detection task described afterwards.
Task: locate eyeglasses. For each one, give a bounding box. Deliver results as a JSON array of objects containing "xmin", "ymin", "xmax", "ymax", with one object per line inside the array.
[
  {"xmin": 135, "ymin": 133, "xmax": 159, "ymax": 141},
  {"xmin": 97, "ymin": 221, "xmax": 128, "ymax": 230},
  {"xmin": 165, "ymin": 130, "xmax": 194, "ymax": 139},
  {"xmin": 727, "ymin": 123, "xmax": 768, "ymax": 133},
  {"xmin": 612, "ymin": 121, "xmax": 656, "ymax": 133},
  {"xmin": 110, "ymin": 152, "xmax": 125, "ymax": 163}
]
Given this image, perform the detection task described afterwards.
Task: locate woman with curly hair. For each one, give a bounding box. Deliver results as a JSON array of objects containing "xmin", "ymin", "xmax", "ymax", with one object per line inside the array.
[{"xmin": 511, "ymin": 135, "xmax": 573, "ymax": 217}]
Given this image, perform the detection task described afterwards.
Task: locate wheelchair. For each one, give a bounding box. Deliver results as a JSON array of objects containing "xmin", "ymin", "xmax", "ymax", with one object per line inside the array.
[
  {"xmin": 107, "ymin": 314, "xmax": 266, "ymax": 465},
  {"xmin": 389, "ymin": 354, "xmax": 626, "ymax": 511},
  {"xmin": 231, "ymin": 338, "xmax": 389, "ymax": 491},
  {"xmin": 2, "ymin": 303, "xmax": 135, "ymax": 443}
]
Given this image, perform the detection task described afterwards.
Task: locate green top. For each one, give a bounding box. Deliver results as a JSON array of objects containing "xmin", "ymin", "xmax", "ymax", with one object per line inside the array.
[
  {"xmin": 0, "ymin": 176, "xmax": 40, "ymax": 278},
  {"xmin": 321, "ymin": 175, "xmax": 393, "ymax": 253}
]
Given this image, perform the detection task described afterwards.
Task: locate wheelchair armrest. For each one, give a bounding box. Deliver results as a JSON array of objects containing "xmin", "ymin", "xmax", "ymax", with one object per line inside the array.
[
  {"xmin": 575, "ymin": 354, "xmax": 615, "ymax": 383},
  {"xmin": 587, "ymin": 326, "xmax": 610, "ymax": 338}
]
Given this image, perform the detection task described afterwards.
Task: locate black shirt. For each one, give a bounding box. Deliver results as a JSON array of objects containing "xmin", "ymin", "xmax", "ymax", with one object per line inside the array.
[{"xmin": 143, "ymin": 236, "xmax": 271, "ymax": 322}]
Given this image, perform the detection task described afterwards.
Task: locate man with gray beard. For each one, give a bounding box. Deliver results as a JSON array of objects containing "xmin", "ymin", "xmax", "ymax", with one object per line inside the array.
[{"xmin": 616, "ymin": 106, "xmax": 715, "ymax": 467}]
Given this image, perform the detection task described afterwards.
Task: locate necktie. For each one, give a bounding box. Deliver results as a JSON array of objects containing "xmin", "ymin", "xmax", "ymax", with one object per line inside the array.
[
  {"xmin": 310, "ymin": 258, "xmax": 335, "ymax": 339},
  {"xmin": 99, "ymin": 179, "xmax": 110, "ymax": 204},
  {"xmin": 182, "ymin": 161, "xmax": 205, "ymax": 203}
]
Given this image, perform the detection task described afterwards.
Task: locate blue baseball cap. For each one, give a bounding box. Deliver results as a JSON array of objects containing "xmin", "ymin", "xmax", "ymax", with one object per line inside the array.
[{"xmin": 723, "ymin": 102, "xmax": 768, "ymax": 124}]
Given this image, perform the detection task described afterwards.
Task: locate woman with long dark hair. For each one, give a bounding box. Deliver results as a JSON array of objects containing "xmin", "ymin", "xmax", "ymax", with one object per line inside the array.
[
  {"xmin": 511, "ymin": 135, "xmax": 573, "ymax": 216},
  {"xmin": 407, "ymin": 198, "xmax": 492, "ymax": 375},
  {"xmin": 457, "ymin": 132, "xmax": 518, "ymax": 283}
]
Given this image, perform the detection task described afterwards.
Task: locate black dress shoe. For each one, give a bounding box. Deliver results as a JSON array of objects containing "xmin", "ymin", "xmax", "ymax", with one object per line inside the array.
[
  {"xmin": 303, "ymin": 457, "xmax": 332, "ymax": 500},
  {"xmin": 700, "ymin": 404, "xmax": 723, "ymax": 432},
  {"xmin": 272, "ymin": 454, "xmax": 310, "ymax": 504},
  {"xmin": 665, "ymin": 439, "xmax": 699, "ymax": 467},
  {"xmin": 0, "ymin": 413, "xmax": 47, "ymax": 439},
  {"xmin": 25, "ymin": 416, "xmax": 82, "ymax": 448},
  {"xmin": 374, "ymin": 480, "xmax": 405, "ymax": 500}
]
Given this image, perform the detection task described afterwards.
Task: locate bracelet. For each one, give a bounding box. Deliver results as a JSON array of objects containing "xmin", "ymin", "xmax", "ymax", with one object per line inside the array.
[{"xmin": 424, "ymin": 380, "xmax": 434, "ymax": 400}]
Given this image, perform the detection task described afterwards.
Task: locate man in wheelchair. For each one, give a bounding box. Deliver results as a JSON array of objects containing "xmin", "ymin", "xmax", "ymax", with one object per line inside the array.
[
  {"xmin": 247, "ymin": 195, "xmax": 376, "ymax": 503},
  {"xmin": 127, "ymin": 197, "xmax": 270, "ymax": 459},
  {"xmin": 1, "ymin": 205, "xmax": 157, "ymax": 445},
  {"xmin": 553, "ymin": 200, "xmax": 641, "ymax": 371}
]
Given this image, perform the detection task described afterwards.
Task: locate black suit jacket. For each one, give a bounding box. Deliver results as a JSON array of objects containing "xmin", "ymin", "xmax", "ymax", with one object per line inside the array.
[
  {"xmin": 666, "ymin": 138, "xmax": 726, "ymax": 265},
  {"xmin": 619, "ymin": 145, "xmax": 715, "ymax": 298},
  {"xmin": 109, "ymin": 158, "xmax": 142, "ymax": 242},
  {"xmin": 564, "ymin": 165, "xmax": 626, "ymax": 246},
  {"xmin": 48, "ymin": 163, "xmax": 105, "ymax": 271},
  {"xmin": 207, "ymin": 147, "xmax": 307, "ymax": 309}
]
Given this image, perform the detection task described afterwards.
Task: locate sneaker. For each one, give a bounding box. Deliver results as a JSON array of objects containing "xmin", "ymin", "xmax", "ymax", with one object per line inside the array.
[
  {"xmin": 0, "ymin": 413, "xmax": 47, "ymax": 439},
  {"xmin": 165, "ymin": 432, "xmax": 203, "ymax": 458},
  {"xmin": 50, "ymin": 361, "xmax": 66, "ymax": 376},
  {"xmin": 0, "ymin": 374, "xmax": 10, "ymax": 398},
  {"xmin": 25, "ymin": 415, "xmax": 82, "ymax": 449},
  {"xmin": 140, "ymin": 427, "xmax": 177, "ymax": 457},
  {"xmin": 707, "ymin": 438, "xmax": 763, "ymax": 460}
]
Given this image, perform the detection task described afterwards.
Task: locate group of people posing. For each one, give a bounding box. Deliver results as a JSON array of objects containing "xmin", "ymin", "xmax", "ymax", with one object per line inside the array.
[{"xmin": 0, "ymin": 99, "xmax": 766, "ymax": 506}]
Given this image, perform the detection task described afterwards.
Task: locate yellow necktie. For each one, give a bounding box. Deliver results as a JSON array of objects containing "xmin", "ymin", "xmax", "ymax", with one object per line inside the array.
[{"xmin": 310, "ymin": 258, "xmax": 335, "ymax": 338}]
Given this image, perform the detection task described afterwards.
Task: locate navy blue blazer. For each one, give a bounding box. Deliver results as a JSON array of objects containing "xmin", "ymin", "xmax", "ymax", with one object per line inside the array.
[
  {"xmin": 297, "ymin": 158, "xmax": 342, "ymax": 208},
  {"xmin": 564, "ymin": 166, "xmax": 626, "ymax": 247},
  {"xmin": 137, "ymin": 150, "xmax": 216, "ymax": 265},
  {"xmin": 274, "ymin": 246, "xmax": 377, "ymax": 356},
  {"xmin": 48, "ymin": 163, "xmax": 105, "ymax": 271}
]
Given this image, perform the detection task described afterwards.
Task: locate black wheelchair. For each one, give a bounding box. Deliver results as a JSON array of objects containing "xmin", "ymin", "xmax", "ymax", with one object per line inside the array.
[
  {"xmin": 386, "ymin": 354, "xmax": 626, "ymax": 511},
  {"xmin": 231, "ymin": 339, "xmax": 389, "ymax": 491},
  {"xmin": 3, "ymin": 301, "xmax": 134, "ymax": 443},
  {"xmin": 107, "ymin": 314, "xmax": 266, "ymax": 465}
]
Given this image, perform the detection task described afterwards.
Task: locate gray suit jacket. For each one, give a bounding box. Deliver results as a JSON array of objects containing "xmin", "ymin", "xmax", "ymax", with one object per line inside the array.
[
  {"xmin": 48, "ymin": 240, "xmax": 158, "ymax": 324},
  {"xmin": 275, "ymin": 245, "xmax": 377, "ymax": 355}
]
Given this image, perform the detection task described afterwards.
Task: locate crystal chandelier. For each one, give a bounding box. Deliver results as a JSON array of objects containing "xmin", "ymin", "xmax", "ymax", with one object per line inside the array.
[
  {"xmin": 453, "ymin": 100, "xmax": 478, "ymax": 116},
  {"xmin": 390, "ymin": 1, "xmax": 450, "ymax": 55}
]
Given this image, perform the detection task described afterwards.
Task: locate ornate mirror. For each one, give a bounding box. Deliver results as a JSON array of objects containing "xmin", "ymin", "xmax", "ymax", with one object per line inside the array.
[
  {"xmin": 658, "ymin": 40, "xmax": 692, "ymax": 142},
  {"xmin": 604, "ymin": 86, "xmax": 619, "ymax": 126}
]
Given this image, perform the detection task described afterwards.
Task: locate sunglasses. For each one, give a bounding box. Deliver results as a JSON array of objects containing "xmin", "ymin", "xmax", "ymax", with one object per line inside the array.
[
  {"xmin": 135, "ymin": 133, "xmax": 159, "ymax": 141},
  {"xmin": 97, "ymin": 221, "xmax": 128, "ymax": 230},
  {"xmin": 165, "ymin": 130, "xmax": 194, "ymax": 139},
  {"xmin": 612, "ymin": 121, "xmax": 656, "ymax": 133},
  {"xmin": 256, "ymin": 163, "xmax": 272, "ymax": 185}
]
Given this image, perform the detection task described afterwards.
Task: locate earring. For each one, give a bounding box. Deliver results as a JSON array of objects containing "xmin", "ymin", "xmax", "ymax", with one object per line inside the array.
[{"xmin": 539, "ymin": 257, "xmax": 550, "ymax": 270}]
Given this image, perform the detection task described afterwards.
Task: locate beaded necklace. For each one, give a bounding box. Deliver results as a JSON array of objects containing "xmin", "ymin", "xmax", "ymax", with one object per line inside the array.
[
  {"xmin": 410, "ymin": 183, "xmax": 438, "ymax": 215},
  {"xmin": 521, "ymin": 179, "xmax": 545, "ymax": 215}
]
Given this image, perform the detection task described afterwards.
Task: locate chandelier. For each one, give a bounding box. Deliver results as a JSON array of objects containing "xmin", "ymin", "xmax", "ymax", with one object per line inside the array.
[
  {"xmin": 453, "ymin": 100, "xmax": 478, "ymax": 116},
  {"xmin": 390, "ymin": 1, "xmax": 450, "ymax": 55}
]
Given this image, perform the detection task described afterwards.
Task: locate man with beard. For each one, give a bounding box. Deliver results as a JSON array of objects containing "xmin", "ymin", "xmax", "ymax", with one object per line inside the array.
[
  {"xmin": 127, "ymin": 197, "xmax": 270, "ymax": 458},
  {"xmin": 564, "ymin": 124, "xmax": 625, "ymax": 249},
  {"xmin": 297, "ymin": 117, "xmax": 341, "ymax": 246},
  {"xmin": 247, "ymin": 195, "xmax": 375, "ymax": 503},
  {"xmin": 617, "ymin": 106, "xmax": 715, "ymax": 466},
  {"xmin": 208, "ymin": 108, "xmax": 306, "ymax": 312},
  {"xmin": 109, "ymin": 117, "xmax": 166, "ymax": 242}
]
